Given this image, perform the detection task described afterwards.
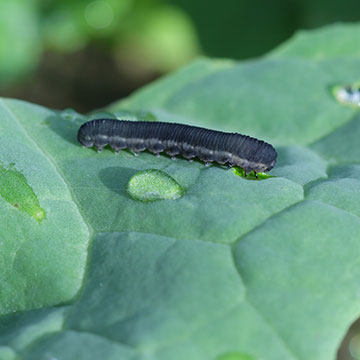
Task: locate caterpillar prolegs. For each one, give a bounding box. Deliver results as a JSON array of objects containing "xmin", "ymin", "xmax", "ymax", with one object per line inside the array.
[{"xmin": 77, "ymin": 119, "xmax": 277, "ymax": 175}]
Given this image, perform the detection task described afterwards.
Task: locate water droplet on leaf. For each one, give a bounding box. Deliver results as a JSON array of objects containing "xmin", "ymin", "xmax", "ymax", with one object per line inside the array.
[
  {"xmin": 0, "ymin": 163, "xmax": 46, "ymax": 222},
  {"xmin": 350, "ymin": 333, "xmax": 360, "ymax": 359},
  {"xmin": 127, "ymin": 169, "xmax": 184, "ymax": 202},
  {"xmin": 333, "ymin": 82, "xmax": 360, "ymax": 108},
  {"xmin": 61, "ymin": 108, "xmax": 82, "ymax": 121},
  {"xmin": 216, "ymin": 352, "xmax": 254, "ymax": 360}
]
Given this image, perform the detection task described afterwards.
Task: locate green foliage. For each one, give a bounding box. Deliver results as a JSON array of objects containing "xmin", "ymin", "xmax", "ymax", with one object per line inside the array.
[
  {"xmin": 0, "ymin": 0, "xmax": 200, "ymax": 87},
  {"xmin": 0, "ymin": 0, "xmax": 41, "ymax": 87},
  {"xmin": 4, "ymin": 0, "xmax": 360, "ymax": 89},
  {"xmin": 269, "ymin": 23, "xmax": 360, "ymax": 59},
  {"xmin": 1, "ymin": 23, "xmax": 360, "ymax": 360},
  {"xmin": 167, "ymin": 0, "xmax": 360, "ymax": 59}
]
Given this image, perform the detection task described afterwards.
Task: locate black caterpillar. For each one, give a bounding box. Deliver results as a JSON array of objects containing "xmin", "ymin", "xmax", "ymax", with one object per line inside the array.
[{"xmin": 77, "ymin": 119, "xmax": 277, "ymax": 175}]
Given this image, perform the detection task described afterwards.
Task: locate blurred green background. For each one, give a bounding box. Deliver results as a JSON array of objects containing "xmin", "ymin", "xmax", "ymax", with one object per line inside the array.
[
  {"xmin": 1, "ymin": 0, "xmax": 360, "ymax": 112},
  {"xmin": 1, "ymin": 1, "xmax": 360, "ymax": 358}
]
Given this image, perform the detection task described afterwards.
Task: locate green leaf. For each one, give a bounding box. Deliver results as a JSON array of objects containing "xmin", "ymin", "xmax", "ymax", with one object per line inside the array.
[
  {"xmin": 108, "ymin": 56, "xmax": 357, "ymax": 146},
  {"xmin": 269, "ymin": 22, "xmax": 360, "ymax": 59},
  {"xmin": 0, "ymin": 100, "xmax": 89, "ymax": 314},
  {"xmin": 2, "ymin": 23, "xmax": 360, "ymax": 360}
]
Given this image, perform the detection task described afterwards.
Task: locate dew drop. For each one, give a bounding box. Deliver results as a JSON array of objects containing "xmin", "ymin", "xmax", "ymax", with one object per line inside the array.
[
  {"xmin": 333, "ymin": 82, "xmax": 360, "ymax": 108},
  {"xmin": 216, "ymin": 352, "xmax": 254, "ymax": 360},
  {"xmin": 127, "ymin": 169, "xmax": 184, "ymax": 202},
  {"xmin": 350, "ymin": 333, "xmax": 360, "ymax": 359},
  {"xmin": 61, "ymin": 108, "xmax": 83, "ymax": 121},
  {"xmin": 0, "ymin": 163, "xmax": 46, "ymax": 222}
]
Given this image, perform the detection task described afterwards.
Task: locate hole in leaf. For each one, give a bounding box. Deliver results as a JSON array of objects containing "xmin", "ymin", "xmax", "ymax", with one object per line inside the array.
[{"xmin": 232, "ymin": 167, "xmax": 274, "ymax": 180}]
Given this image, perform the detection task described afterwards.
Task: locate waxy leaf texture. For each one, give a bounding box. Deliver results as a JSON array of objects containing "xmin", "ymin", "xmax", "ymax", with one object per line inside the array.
[{"xmin": 1, "ymin": 23, "xmax": 360, "ymax": 360}]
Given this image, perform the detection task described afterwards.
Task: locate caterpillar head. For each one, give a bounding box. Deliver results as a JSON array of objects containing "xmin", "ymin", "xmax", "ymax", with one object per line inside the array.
[{"xmin": 77, "ymin": 125, "xmax": 95, "ymax": 147}]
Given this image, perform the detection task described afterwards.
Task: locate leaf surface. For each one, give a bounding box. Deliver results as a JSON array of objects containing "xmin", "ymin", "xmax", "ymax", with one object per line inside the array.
[{"xmin": 2, "ymin": 23, "xmax": 360, "ymax": 360}]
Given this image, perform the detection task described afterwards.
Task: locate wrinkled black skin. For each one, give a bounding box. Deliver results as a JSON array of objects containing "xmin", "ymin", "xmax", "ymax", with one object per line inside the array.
[{"xmin": 77, "ymin": 119, "xmax": 277, "ymax": 173}]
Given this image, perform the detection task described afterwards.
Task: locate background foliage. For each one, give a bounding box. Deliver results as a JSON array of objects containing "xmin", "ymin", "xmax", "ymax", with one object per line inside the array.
[{"xmin": 1, "ymin": 0, "xmax": 360, "ymax": 111}]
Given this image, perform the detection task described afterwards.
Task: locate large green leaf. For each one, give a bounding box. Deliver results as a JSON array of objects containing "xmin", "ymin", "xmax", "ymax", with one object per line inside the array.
[
  {"xmin": 268, "ymin": 22, "xmax": 360, "ymax": 59},
  {"xmin": 1, "ymin": 23, "xmax": 360, "ymax": 360}
]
